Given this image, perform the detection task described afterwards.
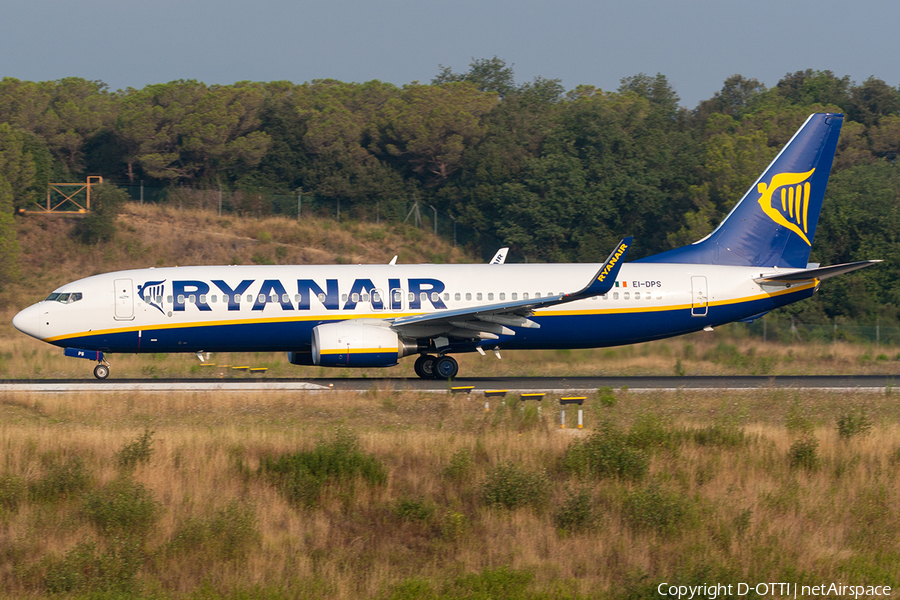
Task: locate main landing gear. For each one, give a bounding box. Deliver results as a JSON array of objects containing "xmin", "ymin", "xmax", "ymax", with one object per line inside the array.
[{"xmin": 413, "ymin": 354, "xmax": 459, "ymax": 380}]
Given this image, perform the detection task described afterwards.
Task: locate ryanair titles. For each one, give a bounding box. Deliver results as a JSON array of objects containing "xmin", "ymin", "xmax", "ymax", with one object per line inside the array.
[
  {"xmin": 597, "ymin": 242, "xmax": 630, "ymax": 283},
  {"xmin": 139, "ymin": 278, "xmax": 448, "ymax": 314}
]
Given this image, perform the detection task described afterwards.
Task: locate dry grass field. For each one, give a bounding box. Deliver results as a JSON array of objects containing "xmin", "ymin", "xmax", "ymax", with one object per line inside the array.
[{"xmin": 1, "ymin": 386, "xmax": 899, "ymax": 599}]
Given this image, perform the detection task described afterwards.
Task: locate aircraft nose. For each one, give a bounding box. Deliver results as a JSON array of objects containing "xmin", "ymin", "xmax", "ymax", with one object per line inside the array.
[{"xmin": 12, "ymin": 304, "xmax": 42, "ymax": 339}]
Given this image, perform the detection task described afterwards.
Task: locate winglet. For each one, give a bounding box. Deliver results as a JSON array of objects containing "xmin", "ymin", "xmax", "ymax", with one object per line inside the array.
[
  {"xmin": 568, "ymin": 237, "xmax": 633, "ymax": 299},
  {"xmin": 490, "ymin": 248, "xmax": 509, "ymax": 265}
]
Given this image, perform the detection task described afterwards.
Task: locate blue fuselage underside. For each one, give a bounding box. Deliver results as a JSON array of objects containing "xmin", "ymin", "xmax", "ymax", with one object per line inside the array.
[{"xmin": 54, "ymin": 288, "xmax": 812, "ymax": 354}]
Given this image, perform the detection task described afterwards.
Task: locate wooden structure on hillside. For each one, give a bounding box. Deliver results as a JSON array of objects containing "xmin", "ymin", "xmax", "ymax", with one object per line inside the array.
[{"xmin": 22, "ymin": 176, "xmax": 103, "ymax": 215}]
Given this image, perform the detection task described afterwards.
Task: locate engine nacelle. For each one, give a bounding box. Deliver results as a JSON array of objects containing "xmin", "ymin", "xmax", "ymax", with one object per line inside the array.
[{"xmin": 312, "ymin": 321, "xmax": 418, "ymax": 368}]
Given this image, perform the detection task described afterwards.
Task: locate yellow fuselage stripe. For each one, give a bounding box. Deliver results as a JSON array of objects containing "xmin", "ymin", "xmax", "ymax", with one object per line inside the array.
[{"xmin": 43, "ymin": 282, "xmax": 816, "ymax": 344}]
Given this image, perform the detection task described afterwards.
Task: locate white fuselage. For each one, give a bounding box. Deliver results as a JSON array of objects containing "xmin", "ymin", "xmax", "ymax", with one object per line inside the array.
[{"xmin": 13, "ymin": 262, "xmax": 816, "ymax": 355}]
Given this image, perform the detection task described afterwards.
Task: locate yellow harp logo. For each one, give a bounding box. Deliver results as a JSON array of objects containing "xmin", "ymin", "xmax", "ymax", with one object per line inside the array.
[{"xmin": 756, "ymin": 169, "xmax": 815, "ymax": 246}]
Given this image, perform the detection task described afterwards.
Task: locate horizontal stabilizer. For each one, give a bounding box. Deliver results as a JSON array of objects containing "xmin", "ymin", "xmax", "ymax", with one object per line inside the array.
[{"xmin": 754, "ymin": 260, "xmax": 882, "ymax": 284}]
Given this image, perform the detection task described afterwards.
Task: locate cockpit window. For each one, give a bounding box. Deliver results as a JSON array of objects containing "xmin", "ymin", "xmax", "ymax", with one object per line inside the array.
[{"xmin": 45, "ymin": 292, "xmax": 83, "ymax": 304}]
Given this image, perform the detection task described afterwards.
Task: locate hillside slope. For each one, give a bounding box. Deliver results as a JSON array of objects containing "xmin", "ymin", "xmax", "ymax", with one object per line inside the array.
[{"xmin": 1, "ymin": 204, "xmax": 473, "ymax": 332}]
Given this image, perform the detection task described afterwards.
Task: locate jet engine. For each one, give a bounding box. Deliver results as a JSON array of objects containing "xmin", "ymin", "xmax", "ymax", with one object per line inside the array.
[{"xmin": 311, "ymin": 321, "xmax": 421, "ymax": 367}]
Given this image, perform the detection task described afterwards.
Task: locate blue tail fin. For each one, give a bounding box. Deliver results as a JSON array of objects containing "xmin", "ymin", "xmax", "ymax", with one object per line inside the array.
[{"xmin": 640, "ymin": 113, "xmax": 843, "ymax": 268}]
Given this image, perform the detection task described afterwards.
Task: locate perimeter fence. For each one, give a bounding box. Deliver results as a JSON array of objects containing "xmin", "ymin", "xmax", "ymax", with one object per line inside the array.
[
  {"xmin": 731, "ymin": 316, "xmax": 900, "ymax": 346},
  {"xmin": 115, "ymin": 183, "xmax": 513, "ymax": 262}
]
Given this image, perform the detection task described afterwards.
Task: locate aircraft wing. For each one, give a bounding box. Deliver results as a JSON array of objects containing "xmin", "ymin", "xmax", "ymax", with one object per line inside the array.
[
  {"xmin": 390, "ymin": 238, "xmax": 632, "ymax": 341},
  {"xmin": 754, "ymin": 260, "xmax": 881, "ymax": 285}
]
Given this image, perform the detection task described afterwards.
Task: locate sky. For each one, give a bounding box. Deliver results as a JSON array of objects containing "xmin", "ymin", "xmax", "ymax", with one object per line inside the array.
[{"xmin": 2, "ymin": 0, "xmax": 899, "ymax": 109}]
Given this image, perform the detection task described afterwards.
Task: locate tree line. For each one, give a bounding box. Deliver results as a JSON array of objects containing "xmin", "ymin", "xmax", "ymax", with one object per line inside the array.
[{"xmin": 0, "ymin": 59, "xmax": 899, "ymax": 323}]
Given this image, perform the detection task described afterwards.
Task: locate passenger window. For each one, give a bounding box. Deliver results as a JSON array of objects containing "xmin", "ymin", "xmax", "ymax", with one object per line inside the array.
[
  {"xmin": 317, "ymin": 293, "xmax": 326, "ymax": 302},
  {"xmin": 465, "ymin": 293, "xmax": 472, "ymax": 301},
  {"xmin": 352, "ymin": 293, "xmax": 360, "ymax": 302},
  {"xmin": 443, "ymin": 293, "xmax": 450, "ymax": 301},
  {"xmin": 178, "ymin": 295, "xmax": 185, "ymax": 303},
  {"xmin": 393, "ymin": 291, "xmax": 402, "ymax": 303},
  {"xmin": 282, "ymin": 294, "xmax": 290, "ymax": 303},
  {"xmin": 234, "ymin": 294, "xmax": 241, "ymax": 303},
  {"xmin": 361, "ymin": 293, "xmax": 369, "ymax": 302},
  {"xmin": 408, "ymin": 292, "xmax": 414, "ymax": 302},
  {"xmin": 246, "ymin": 294, "xmax": 253, "ymax": 303},
  {"xmin": 431, "ymin": 292, "xmax": 439, "ymax": 302},
  {"xmin": 488, "ymin": 293, "xmax": 494, "ymax": 301},
  {"xmin": 372, "ymin": 292, "xmax": 381, "ymax": 303},
  {"xmin": 535, "ymin": 292, "xmax": 541, "ymax": 298},
  {"xmin": 155, "ymin": 296, "xmax": 163, "ymax": 304},
  {"xmin": 168, "ymin": 295, "xmax": 174, "ymax": 303},
  {"xmin": 476, "ymin": 293, "xmax": 483, "ymax": 301},
  {"xmin": 258, "ymin": 294, "xmax": 266, "ymax": 303},
  {"xmin": 613, "ymin": 292, "xmax": 619, "ymax": 300},
  {"xmin": 420, "ymin": 292, "xmax": 427, "ymax": 302},
  {"xmin": 343, "ymin": 294, "xmax": 349, "ymax": 302},
  {"xmin": 499, "ymin": 292, "xmax": 505, "ymax": 300},
  {"xmin": 454, "ymin": 293, "xmax": 461, "ymax": 301},
  {"xmin": 624, "ymin": 292, "xmax": 630, "ymax": 300},
  {"xmin": 657, "ymin": 293, "xmax": 662, "ymax": 300},
  {"xmin": 210, "ymin": 295, "xmax": 217, "ymax": 303},
  {"xmin": 523, "ymin": 293, "xmax": 528, "ymax": 300},
  {"xmin": 199, "ymin": 295, "xmax": 207, "ymax": 303},
  {"xmin": 511, "ymin": 293, "xmax": 517, "ymax": 300},
  {"xmin": 269, "ymin": 294, "xmax": 277, "ymax": 303},
  {"xmin": 635, "ymin": 292, "xmax": 640, "ymax": 300},
  {"xmin": 603, "ymin": 294, "xmax": 608, "ymax": 300}
]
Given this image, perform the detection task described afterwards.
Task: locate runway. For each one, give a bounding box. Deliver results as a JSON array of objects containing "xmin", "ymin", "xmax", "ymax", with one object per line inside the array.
[{"xmin": 0, "ymin": 374, "xmax": 897, "ymax": 393}]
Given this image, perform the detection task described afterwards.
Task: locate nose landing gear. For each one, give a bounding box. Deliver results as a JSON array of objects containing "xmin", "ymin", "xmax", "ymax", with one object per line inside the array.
[
  {"xmin": 93, "ymin": 362, "xmax": 110, "ymax": 380},
  {"xmin": 64, "ymin": 347, "xmax": 111, "ymax": 380}
]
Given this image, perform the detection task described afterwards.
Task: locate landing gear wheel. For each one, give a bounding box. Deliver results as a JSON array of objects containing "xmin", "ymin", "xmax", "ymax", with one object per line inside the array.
[
  {"xmin": 93, "ymin": 364, "xmax": 110, "ymax": 380},
  {"xmin": 434, "ymin": 355, "xmax": 459, "ymax": 380},
  {"xmin": 414, "ymin": 354, "xmax": 437, "ymax": 379}
]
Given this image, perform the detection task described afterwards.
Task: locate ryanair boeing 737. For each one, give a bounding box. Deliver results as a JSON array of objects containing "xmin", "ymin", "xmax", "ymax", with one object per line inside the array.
[{"xmin": 12, "ymin": 113, "xmax": 880, "ymax": 380}]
